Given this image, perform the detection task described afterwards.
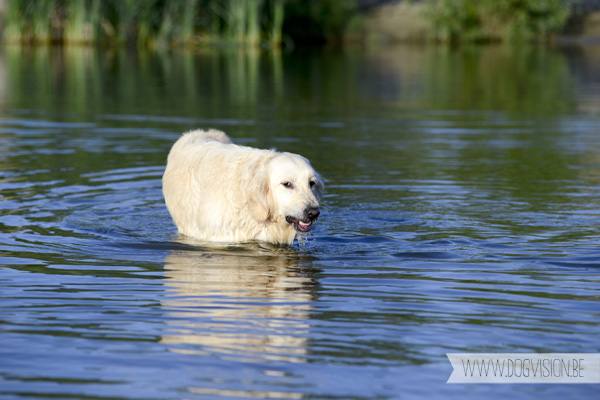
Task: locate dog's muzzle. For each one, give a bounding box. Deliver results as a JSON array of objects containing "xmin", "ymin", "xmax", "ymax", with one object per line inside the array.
[{"xmin": 286, "ymin": 207, "xmax": 320, "ymax": 232}]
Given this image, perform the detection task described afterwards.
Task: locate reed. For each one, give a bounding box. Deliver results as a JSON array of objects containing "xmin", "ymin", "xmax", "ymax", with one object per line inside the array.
[
  {"xmin": 3, "ymin": 0, "xmax": 25, "ymax": 43},
  {"xmin": 245, "ymin": 0, "xmax": 263, "ymax": 47},
  {"xmin": 181, "ymin": 0, "xmax": 198, "ymax": 43},
  {"xmin": 135, "ymin": 0, "xmax": 158, "ymax": 47},
  {"xmin": 63, "ymin": 0, "xmax": 101, "ymax": 44},
  {"xmin": 270, "ymin": 0, "xmax": 284, "ymax": 47},
  {"xmin": 3, "ymin": 0, "xmax": 55, "ymax": 44},
  {"xmin": 31, "ymin": 0, "xmax": 56, "ymax": 44},
  {"xmin": 112, "ymin": 0, "xmax": 139, "ymax": 45},
  {"xmin": 225, "ymin": 0, "xmax": 247, "ymax": 44}
]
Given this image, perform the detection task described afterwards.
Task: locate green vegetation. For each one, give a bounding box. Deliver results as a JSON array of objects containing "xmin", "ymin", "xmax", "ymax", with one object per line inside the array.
[
  {"xmin": 0, "ymin": 0, "xmax": 575, "ymax": 47},
  {"xmin": 0, "ymin": 0, "xmax": 358, "ymax": 48},
  {"xmin": 425, "ymin": 0, "xmax": 571, "ymax": 43}
]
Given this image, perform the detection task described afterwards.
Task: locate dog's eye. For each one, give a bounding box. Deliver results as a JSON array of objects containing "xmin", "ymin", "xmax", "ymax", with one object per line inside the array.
[
  {"xmin": 309, "ymin": 180, "xmax": 317, "ymax": 188},
  {"xmin": 282, "ymin": 182, "xmax": 294, "ymax": 189}
]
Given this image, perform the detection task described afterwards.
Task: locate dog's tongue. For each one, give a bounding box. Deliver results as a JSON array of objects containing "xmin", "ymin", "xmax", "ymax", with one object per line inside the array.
[{"xmin": 298, "ymin": 221, "xmax": 311, "ymax": 230}]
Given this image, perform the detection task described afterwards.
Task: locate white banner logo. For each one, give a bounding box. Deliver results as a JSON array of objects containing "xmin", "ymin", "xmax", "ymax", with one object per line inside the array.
[{"xmin": 447, "ymin": 353, "xmax": 600, "ymax": 384}]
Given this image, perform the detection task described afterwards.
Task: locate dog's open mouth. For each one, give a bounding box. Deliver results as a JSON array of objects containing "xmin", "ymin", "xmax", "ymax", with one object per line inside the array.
[{"xmin": 286, "ymin": 216, "xmax": 313, "ymax": 232}]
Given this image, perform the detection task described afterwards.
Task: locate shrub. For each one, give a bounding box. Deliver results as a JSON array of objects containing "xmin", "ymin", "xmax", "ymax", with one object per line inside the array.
[{"xmin": 425, "ymin": 0, "xmax": 571, "ymax": 43}]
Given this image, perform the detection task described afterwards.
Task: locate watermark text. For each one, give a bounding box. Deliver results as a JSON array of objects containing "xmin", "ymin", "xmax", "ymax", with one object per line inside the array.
[{"xmin": 447, "ymin": 353, "xmax": 600, "ymax": 384}]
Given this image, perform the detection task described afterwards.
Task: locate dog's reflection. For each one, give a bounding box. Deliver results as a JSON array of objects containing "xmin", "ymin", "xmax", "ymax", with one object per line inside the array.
[{"xmin": 162, "ymin": 243, "xmax": 317, "ymax": 363}]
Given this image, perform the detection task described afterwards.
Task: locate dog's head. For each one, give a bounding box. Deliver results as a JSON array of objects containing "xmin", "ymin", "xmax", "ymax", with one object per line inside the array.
[{"xmin": 248, "ymin": 152, "xmax": 323, "ymax": 233}]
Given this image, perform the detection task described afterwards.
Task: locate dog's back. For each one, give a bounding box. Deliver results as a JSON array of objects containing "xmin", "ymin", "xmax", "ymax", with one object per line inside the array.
[
  {"xmin": 163, "ymin": 129, "xmax": 233, "ymax": 177},
  {"xmin": 178, "ymin": 128, "xmax": 232, "ymax": 147}
]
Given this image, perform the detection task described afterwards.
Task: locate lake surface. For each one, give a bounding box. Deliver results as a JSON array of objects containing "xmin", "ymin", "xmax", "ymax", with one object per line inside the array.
[{"xmin": 1, "ymin": 44, "xmax": 599, "ymax": 399}]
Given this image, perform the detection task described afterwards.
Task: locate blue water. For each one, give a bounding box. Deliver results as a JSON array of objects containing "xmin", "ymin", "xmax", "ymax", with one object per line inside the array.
[{"xmin": 0, "ymin": 46, "xmax": 599, "ymax": 399}]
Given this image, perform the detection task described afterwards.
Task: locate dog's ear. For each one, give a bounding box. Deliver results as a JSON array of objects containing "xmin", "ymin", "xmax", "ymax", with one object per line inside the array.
[
  {"xmin": 313, "ymin": 172, "xmax": 325, "ymax": 202},
  {"xmin": 246, "ymin": 157, "xmax": 275, "ymax": 222}
]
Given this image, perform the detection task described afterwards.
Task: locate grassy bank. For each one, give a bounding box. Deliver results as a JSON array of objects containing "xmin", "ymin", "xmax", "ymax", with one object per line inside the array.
[
  {"xmin": 0, "ymin": 0, "xmax": 574, "ymax": 47},
  {"xmin": 0, "ymin": 0, "xmax": 357, "ymax": 48}
]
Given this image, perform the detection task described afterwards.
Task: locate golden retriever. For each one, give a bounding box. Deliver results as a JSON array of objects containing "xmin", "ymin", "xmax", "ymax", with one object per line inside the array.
[{"xmin": 162, "ymin": 129, "xmax": 323, "ymax": 244}]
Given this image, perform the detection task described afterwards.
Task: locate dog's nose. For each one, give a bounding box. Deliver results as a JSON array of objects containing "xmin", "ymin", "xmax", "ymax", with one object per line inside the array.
[{"xmin": 306, "ymin": 207, "xmax": 320, "ymax": 221}]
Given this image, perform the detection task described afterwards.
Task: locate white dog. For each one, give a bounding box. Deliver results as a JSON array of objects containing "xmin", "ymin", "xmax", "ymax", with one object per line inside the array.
[{"xmin": 162, "ymin": 129, "xmax": 323, "ymax": 245}]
